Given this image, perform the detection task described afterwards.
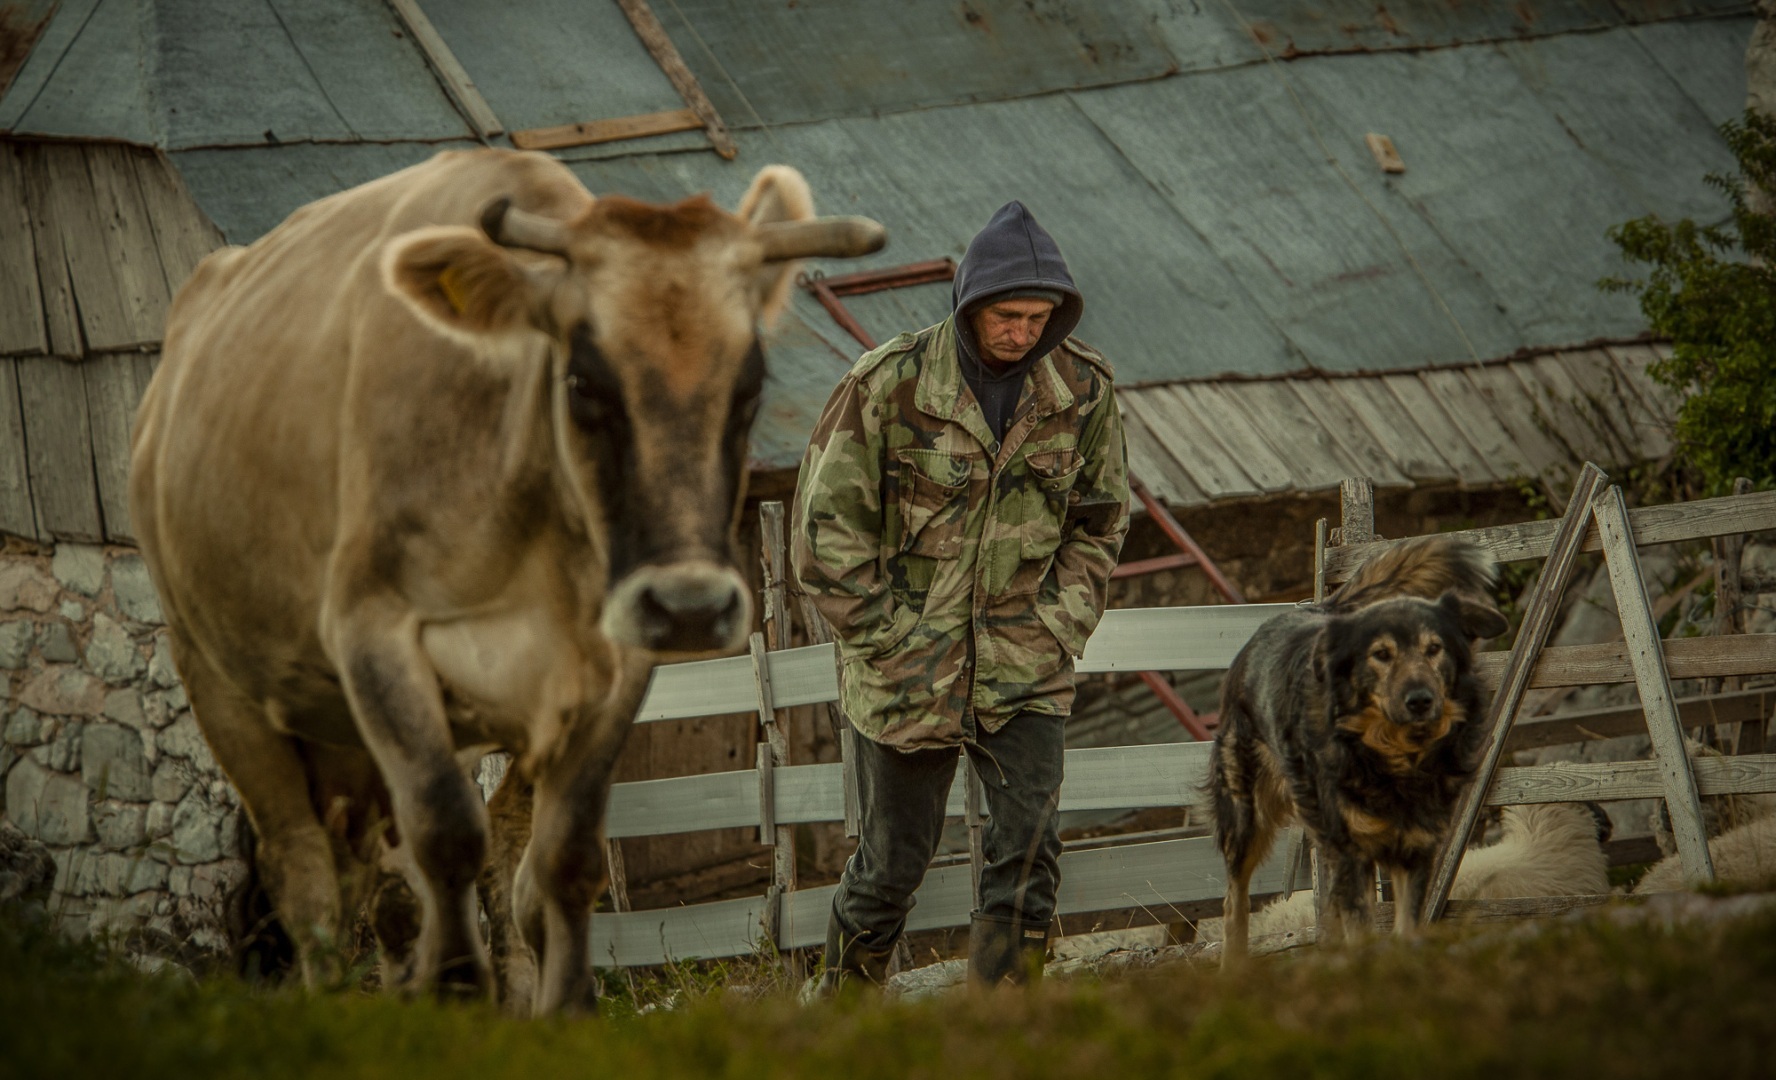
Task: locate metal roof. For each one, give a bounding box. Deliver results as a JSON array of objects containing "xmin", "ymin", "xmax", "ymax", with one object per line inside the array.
[{"xmin": 0, "ymin": 1, "xmax": 1753, "ymax": 474}]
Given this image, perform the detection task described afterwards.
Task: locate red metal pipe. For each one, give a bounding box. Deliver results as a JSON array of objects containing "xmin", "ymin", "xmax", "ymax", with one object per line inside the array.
[
  {"xmin": 816, "ymin": 258, "xmax": 957, "ymax": 296},
  {"xmin": 808, "ymin": 279, "xmax": 877, "ymax": 350},
  {"xmin": 1110, "ymin": 551, "xmax": 1201, "ymax": 580},
  {"xmin": 1138, "ymin": 670, "xmax": 1215, "ymax": 741},
  {"xmin": 1128, "ymin": 474, "xmax": 1246, "ymax": 605}
]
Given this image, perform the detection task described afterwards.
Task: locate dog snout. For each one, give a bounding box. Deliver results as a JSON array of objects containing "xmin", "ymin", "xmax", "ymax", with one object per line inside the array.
[{"xmin": 1403, "ymin": 686, "xmax": 1438, "ymax": 720}]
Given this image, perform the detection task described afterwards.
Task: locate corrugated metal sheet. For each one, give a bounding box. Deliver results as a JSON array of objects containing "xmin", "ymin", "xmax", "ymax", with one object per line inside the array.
[
  {"xmin": 1, "ymin": 0, "xmax": 470, "ymax": 146},
  {"xmin": 417, "ymin": 0, "xmax": 685, "ymax": 132},
  {"xmin": 0, "ymin": 2, "xmax": 1751, "ymax": 486},
  {"xmin": 1119, "ymin": 345, "xmax": 1681, "ymax": 508}
]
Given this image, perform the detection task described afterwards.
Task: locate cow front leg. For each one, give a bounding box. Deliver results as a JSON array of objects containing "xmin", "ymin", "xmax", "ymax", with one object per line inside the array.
[
  {"xmin": 328, "ymin": 597, "xmax": 491, "ymax": 999},
  {"xmin": 517, "ymin": 670, "xmax": 647, "ymax": 1015}
]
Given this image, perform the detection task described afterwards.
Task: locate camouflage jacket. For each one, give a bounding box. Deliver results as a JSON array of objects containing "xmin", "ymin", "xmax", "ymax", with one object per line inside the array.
[{"xmin": 791, "ymin": 316, "xmax": 1129, "ymax": 749}]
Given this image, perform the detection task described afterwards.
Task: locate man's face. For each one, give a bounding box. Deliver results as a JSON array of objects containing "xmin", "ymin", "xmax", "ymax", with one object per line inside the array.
[{"xmin": 969, "ymin": 297, "xmax": 1056, "ymax": 367}]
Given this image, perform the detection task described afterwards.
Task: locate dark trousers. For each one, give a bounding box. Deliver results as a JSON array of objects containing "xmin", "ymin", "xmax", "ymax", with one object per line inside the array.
[{"xmin": 830, "ymin": 711, "xmax": 1065, "ymax": 951}]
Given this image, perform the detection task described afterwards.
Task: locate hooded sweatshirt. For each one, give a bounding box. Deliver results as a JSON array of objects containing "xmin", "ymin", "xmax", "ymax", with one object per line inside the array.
[{"xmin": 951, "ymin": 201, "xmax": 1084, "ymax": 443}]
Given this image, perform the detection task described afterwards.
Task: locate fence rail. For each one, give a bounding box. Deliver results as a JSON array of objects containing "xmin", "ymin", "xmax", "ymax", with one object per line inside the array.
[{"xmin": 590, "ymin": 479, "xmax": 1776, "ymax": 968}]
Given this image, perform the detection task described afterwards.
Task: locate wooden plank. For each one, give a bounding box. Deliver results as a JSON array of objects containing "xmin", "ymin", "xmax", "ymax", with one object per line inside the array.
[
  {"xmin": 1487, "ymin": 753, "xmax": 1776, "ymax": 806},
  {"xmin": 37, "ymin": 143, "xmax": 142, "ymax": 352},
  {"xmin": 84, "ymin": 144, "xmax": 174, "ymax": 349},
  {"xmin": 1118, "ymin": 402, "xmax": 1208, "ymax": 507},
  {"xmin": 1510, "ymin": 355, "xmax": 1633, "ymax": 468},
  {"xmin": 1425, "ymin": 463, "xmax": 1608, "ymax": 921},
  {"xmin": 1419, "ymin": 367, "xmax": 1541, "ymax": 485},
  {"xmin": 1173, "ymin": 383, "xmax": 1296, "ymax": 493},
  {"xmin": 15, "ymin": 356, "xmax": 102, "ymax": 540},
  {"xmin": 612, "ymin": 0, "xmax": 739, "ymax": 161},
  {"xmin": 1324, "ymin": 488, "xmax": 1776, "ymax": 582},
  {"xmin": 593, "ymin": 833, "xmax": 1299, "ymax": 967},
  {"xmin": 1381, "ymin": 372, "xmax": 1502, "ymax": 483},
  {"xmin": 0, "ymin": 359, "xmax": 37, "ymax": 539},
  {"xmin": 80, "ymin": 354, "xmax": 145, "ymax": 541},
  {"xmin": 1282, "ymin": 379, "xmax": 1410, "ymax": 487},
  {"xmin": 1503, "ymin": 689, "xmax": 1775, "ymax": 752},
  {"xmin": 384, "ymin": 0, "xmax": 503, "ymax": 138},
  {"xmin": 0, "ymin": 147, "xmax": 46, "ymax": 356},
  {"xmin": 1599, "ymin": 346, "xmax": 1674, "ymax": 459},
  {"xmin": 510, "ymin": 108, "xmax": 703, "ymax": 151},
  {"xmin": 1554, "ymin": 349, "xmax": 1658, "ymax": 462},
  {"xmin": 1074, "ymin": 604, "xmax": 1292, "ymax": 674},
  {"xmin": 605, "ymin": 743, "xmax": 1217, "ymax": 841},
  {"xmin": 18, "ymin": 144, "xmax": 82, "ymax": 356},
  {"xmin": 1213, "ymin": 380, "xmax": 1362, "ymax": 491},
  {"xmin": 1474, "ymin": 633, "xmax": 1776, "ymax": 691},
  {"xmin": 1339, "ymin": 476, "xmax": 1375, "ymax": 545},
  {"xmin": 1120, "ymin": 389, "xmax": 1261, "ymax": 501},
  {"xmin": 1325, "ymin": 377, "xmax": 1459, "ymax": 483},
  {"xmin": 1593, "ymin": 486, "xmax": 1712, "ymax": 883},
  {"xmin": 1462, "ymin": 364, "xmax": 1581, "ymax": 499},
  {"xmin": 130, "ymin": 150, "xmax": 225, "ymax": 295},
  {"xmin": 1606, "ymin": 344, "xmax": 1682, "ymax": 431}
]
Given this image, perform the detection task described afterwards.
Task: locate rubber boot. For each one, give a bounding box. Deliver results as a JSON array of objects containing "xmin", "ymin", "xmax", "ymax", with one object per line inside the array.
[
  {"xmin": 967, "ymin": 914, "xmax": 1051, "ymax": 988},
  {"xmin": 809, "ymin": 910, "xmax": 895, "ymax": 999}
]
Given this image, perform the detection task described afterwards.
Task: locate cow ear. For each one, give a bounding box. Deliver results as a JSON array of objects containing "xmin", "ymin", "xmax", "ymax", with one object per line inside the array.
[
  {"xmin": 383, "ymin": 226, "xmax": 561, "ymax": 339},
  {"xmin": 737, "ymin": 165, "xmax": 816, "ymax": 325},
  {"xmin": 1440, "ymin": 591, "xmax": 1509, "ymax": 641}
]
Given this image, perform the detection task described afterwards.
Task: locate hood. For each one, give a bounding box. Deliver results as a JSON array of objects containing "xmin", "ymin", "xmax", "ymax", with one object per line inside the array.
[{"xmin": 952, "ymin": 200, "xmax": 1083, "ymax": 366}]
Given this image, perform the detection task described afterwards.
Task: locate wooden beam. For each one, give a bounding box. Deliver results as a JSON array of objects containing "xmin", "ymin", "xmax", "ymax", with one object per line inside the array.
[
  {"xmin": 81, "ymin": 353, "xmax": 146, "ymax": 541},
  {"xmin": 1425, "ymin": 463, "xmax": 1608, "ymax": 922},
  {"xmin": 0, "ymin": 358, "xmax": 37, "ymax": 539},
  {"xmin": 15, "ymin": 355, "xmax": 101, "ymax": 540},
  {"xmin": 1502, "ymin": 689, "xmax": 1775, "ymax": 752},
  {"xmin": 1487, "ymin": 752, "xmax": 1776, "ymax": 807},
  {"xmin": 613, "ymin": 0, "xmax": 739, "ymax": 160},
  {"xmin": 1593, "ymin": 487, "xmax": 1713, "ymax": 883},
  {"xmin": 384, "ymin": 0, "xmax": 503, "ymax": 138},
  {"xmin": 1473, "ymin": 633, "xmax": 1776, "ymax": 691},
  {"xmin": 1323, "ymin": 488, "xmax": 1776, "ymax": 583},
  {"xmin": 0, "ymin": 146, "xmax": 46, "ymax": 356},
  {"xmin": 510, "ymin": 108, "xmax": 703, "ymax": 152}
]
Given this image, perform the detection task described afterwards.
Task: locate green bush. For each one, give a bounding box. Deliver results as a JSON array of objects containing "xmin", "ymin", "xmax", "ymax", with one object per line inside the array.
[{"xmin": 1602, "ymin": 111, "xmax": 1776, "ymax": 494}]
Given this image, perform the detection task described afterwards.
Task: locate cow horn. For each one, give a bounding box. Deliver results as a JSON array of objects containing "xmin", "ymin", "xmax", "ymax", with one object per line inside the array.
[
  {"xmin": 481, "ymin": 198, "xmax": 572, "ymax": 255},
  {"xmin": 756, "ymin": 216, "xmax": 887, "ymax": 262}
]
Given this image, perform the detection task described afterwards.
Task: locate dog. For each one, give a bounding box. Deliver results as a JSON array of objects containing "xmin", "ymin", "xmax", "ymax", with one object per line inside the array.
[{"xmin": 1210, "ymin": 536, "xmax": 1510, "ymax": 965}]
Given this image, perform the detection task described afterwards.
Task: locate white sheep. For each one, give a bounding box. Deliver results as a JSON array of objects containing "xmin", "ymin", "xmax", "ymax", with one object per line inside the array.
[
  {"xmin": 1201, "ymin": 801, "xmax": 1611, "ymax": 941},
  {"xmin": 1633, "ymin": 811, "xmax": 1776, "ymax": 895}
]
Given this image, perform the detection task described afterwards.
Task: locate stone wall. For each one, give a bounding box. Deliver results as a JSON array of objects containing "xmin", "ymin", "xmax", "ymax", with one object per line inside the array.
[{"xmin": 0, "ymin": 541, "xmax": 245, "ymax": 954}]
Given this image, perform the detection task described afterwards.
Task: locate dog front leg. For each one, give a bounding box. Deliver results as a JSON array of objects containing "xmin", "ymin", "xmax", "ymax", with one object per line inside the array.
[{"xmin": 1322, "ymin": 852, "xmax": 1376, "ymax": 945}]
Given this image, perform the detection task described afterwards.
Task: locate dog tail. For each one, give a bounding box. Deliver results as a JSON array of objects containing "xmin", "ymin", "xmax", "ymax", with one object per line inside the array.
[{"xmin": 1326, "ymin": 535, "xmax": 1497, "ymax": 614}]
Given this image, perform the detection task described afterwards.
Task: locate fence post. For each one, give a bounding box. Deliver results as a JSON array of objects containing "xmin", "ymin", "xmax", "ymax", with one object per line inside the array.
[
  {"xmin": 1592, "ymin": 486, "xmax": 1715, "ymax": 883},
  {"xmin": 1425, "ymin": 462, "xmax": 1610, "ymax": 921},
  {"xmin": 1337, "ymin": 476, "xmax": 1375, "ymax": 547},
  {"xmin": 754, "ymin": 503, "xmax": 801, "ymax": 968},
  {"xmin": 1711, "ymin": 478, "xmax": 1757, "ymax": 751}
]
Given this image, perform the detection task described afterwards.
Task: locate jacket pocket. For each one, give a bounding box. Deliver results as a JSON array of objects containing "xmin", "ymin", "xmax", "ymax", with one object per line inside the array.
[
  {"xmin": 1016, "ymin": 449, "xmax": 1083, "ymax": 559},
  {"xmin": 897, "ymin": 449, "xmax": 970, "ymax": 558}
]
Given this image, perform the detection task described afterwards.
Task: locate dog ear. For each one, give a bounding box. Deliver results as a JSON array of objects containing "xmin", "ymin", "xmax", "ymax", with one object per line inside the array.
[{"xmin": 1440, "ymin": 591, "xmax": 1509, "ymax": 641}]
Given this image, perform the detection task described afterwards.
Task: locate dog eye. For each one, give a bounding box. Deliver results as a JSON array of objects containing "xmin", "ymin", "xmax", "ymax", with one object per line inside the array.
[
  {"xmin": 1370, "ymin": 646, "xmax": 1393, "ymax": 663},
  {"xmin": 1426, "ymin": 641, "xmax": 1443, "ymax": 658}
]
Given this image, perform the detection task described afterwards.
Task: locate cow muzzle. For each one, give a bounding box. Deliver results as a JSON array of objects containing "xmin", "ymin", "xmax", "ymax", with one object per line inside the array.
[{"xmin": 603, "ymin": 560, "xmax": 751, "ymax": 654}]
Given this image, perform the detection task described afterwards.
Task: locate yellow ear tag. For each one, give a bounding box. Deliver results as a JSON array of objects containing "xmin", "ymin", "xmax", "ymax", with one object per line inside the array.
[{"xmin": 437, "ymin": 265, "xmax": 470, "ymax": 315}]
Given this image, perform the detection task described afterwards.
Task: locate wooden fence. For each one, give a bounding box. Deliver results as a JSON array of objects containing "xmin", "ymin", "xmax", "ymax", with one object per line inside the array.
[{"xmin": 587, "ymin": 476, "xmax": 1776, "ymax": 968}]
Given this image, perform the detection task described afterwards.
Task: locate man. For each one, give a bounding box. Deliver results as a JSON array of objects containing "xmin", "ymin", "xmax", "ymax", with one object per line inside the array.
[{"xmin": 792, "ymin": 201, "xmax": 1128, "ymax": 990}]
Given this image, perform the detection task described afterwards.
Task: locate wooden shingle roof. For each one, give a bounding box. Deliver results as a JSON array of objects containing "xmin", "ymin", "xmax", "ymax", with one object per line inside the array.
[{"xmin": 1119, "ymin": 344, "xmax": 1680, "ymax": 510}]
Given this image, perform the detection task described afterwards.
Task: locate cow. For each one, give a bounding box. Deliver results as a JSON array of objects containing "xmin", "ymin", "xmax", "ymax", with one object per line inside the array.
[{"xmin": 128, "ymin": 148, "xmax": 885, "ymax": 1013}]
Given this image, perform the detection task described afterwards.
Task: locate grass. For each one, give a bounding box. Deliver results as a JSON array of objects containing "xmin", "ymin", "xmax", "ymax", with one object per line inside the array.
[{"xmin": 3, "ymin": 898, "xmax": 1773, "ymax": 1080}]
